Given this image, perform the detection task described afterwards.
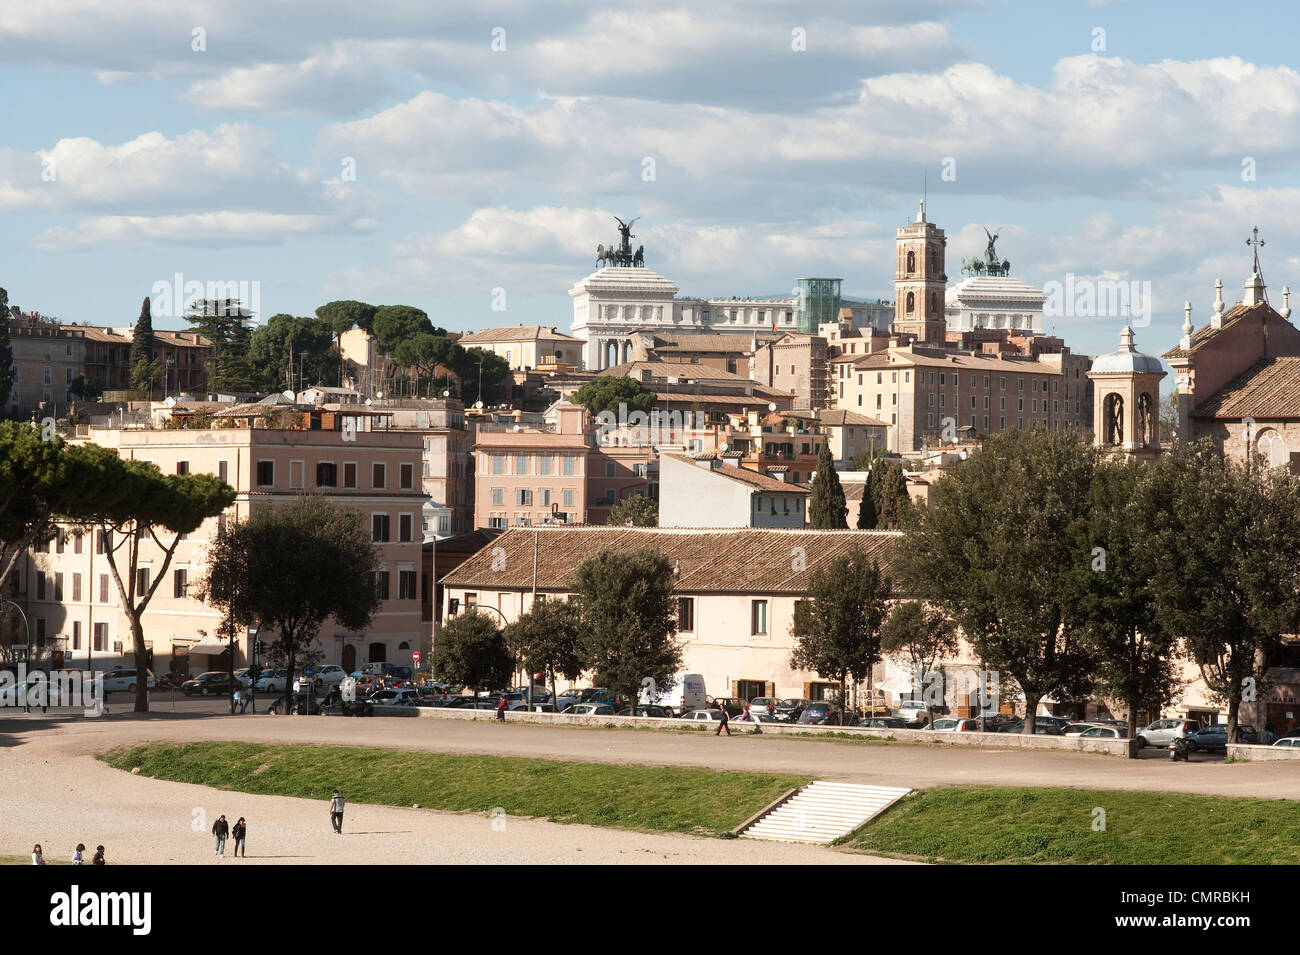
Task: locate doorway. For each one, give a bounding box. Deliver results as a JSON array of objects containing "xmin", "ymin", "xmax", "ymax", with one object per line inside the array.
[
  {"xmin": 341, "ymin": 644, "xmax": 356, "ymax": 674},
  {"xmin": 368, "ymin": 642, "xmax": 386, "ymax": 664}
]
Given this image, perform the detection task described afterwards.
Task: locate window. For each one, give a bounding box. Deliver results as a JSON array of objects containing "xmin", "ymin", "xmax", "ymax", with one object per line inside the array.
[
  {"xmin": 73, "ymin": 532, "xmax": 82, "ymax": 555},
  {"xmin": 516, "ymin": 489, "xmax": 533, "ymax": 506},
  {"xmin": 256, "ymin": 460, "xmax": 274, "ymax": 487},
  {"xmin": 372, "ymin": 514, "xmax": 391, "ymax": 542},
  {"xmin": 53, "ymin": 573, "xmax": 63, "ymax": 601},
  {"xmin": 604, "ymin": 489, "xmax": 615, "ymax": 504},
  {"xmin": 290, "ymin": 460, "xmax": 305, "ymax": 489},
  {"xmin": 491, "ymin": 488, "xmax": 504, "ymax": 507},
  {"xmin": 398, "ymin": 569, "xmax": 417, "ymax": 600},
  {"xmin": 1000, "ymin": 377, "xmax": 1006, "ymax": 390},
  {"xmin": 343, "ymin": 463, "xmax": 357, "ymax": 488},
  {"xmin": 176, "ymin": 460, "xmax": 189, "ymax": 475},
  {"xmin": 372, "ymin": 570, "xmax": 390, "ymax": 600},
  {"xmin": 492, "ymin": 454, "xmax": 505, "ymax": 475},
  {"xmin": 72, "ymin": 621, "xmax": 81, "ymax": 650},
  {"xmin": 93, "ymin": 623, "xmax": 107, "ymax": 652},
  {"xmin": 538, "ymin": 456, "xmax": 551, "ymax": 476},
  {"xmin": 35, "ymin": 617, "xmax": 46, "ymax": 646},
  {"xmin": 99, "ymin": 574, "xmax": 109, "ymax": 604},
  {"xmin": 489, "ymin": 517, "xmax": 507, "ymax": 530},
  {"xmin": 677, "ymin": 597, "xmax": 695, "ymax": 632},
  {"xmin": 317, "ymin": 462, "xmax": 337, "ymax": 487},
  {"xmin": 136, "ymin": 567, "xmax": 150, "ymax": 595},
  {"xmin": 606, "ymin": 462, "xmax": 615, "ymax": 478},
  {"xmin": 372, "ymin": 463, "xmax": 386, "ymax": 489},
  {"xmin": 751, "ymin": 600, "xmax": 769, "ymax": 635},
  {"xmin": 400, "ymin": 463, "xmax": 414, "ymax": 489},
  {"xmin": 540, "ymin": 488, "xmax": 551, "ymax": 507},
  {"xmin": 515, "ymin": 454, "xmax": 528, "ymax": 475},
  {"xmin": 399, "ymin": 514, "xmax": 413, "ymax": 542},
  {"xmin": 218, "ymin": 460, "xmax": 228, "ymax": 483},
  {"xmin": 563, "ymin": 489, "xmax": 574, "ymax": 507},
  {"xmin": 35, "ymin": 572, "xmax": 46, "ymax": 601},
  {"xmin": 1018, "ymin": 378, "xmax": 1024, "ymax": 391},
  {"xmin": 55, "ymin": 533, "xmax": 64, "ymax": 554},
  {"xmin": 562, "ymin": 455, "xmax": 575, "ymax": 476},
  {"xmin": 97, "ymin": 530, "xmax": 110, "ymax": 555},
  {"xmin": 71, "ymin": 573, "xmax": 82, "ymax": 602},
  {"xmin": 174, "ymin": 568, "xmax": 188, "ymax": 598}
]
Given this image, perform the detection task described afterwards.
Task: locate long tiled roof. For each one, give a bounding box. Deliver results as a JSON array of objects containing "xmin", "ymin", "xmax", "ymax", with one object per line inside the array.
[
  {"xmin": 1162, "ymin": 301, "xmax": 1269, "ymax": 360},
  {"xmin": 460, "ymin": 325, "xmax": 581, "ymax": 344},
  {"xmin": 1192, "ymin": 356, "xmax": 1300, "ymax": 420},
  {"xmin": 666, "ymin": 453, "xmax": 810, "ymax": 494},
  {"xmin": 818, "ymin": 408, "xmax": 890, "ymax": 428},
  {"xmin": 441, "ymin": 525, "xmax": 901, "ymax": 594}
]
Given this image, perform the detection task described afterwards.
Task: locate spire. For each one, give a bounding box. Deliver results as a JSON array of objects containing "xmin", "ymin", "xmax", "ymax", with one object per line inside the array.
[
  {"xmin": 1118, "ymin": 325, "xmax": 1136, "ymax": 352},
  {"xmin": 916, "ymin": 197, "xmax": 926, "ymax": 223},
  {"xmin": 1181, "ymin": 301, "xmax": 1193, "ymax": 350},
  {"xmin": 1283, "ymin": 286, "xmax": 1293, "ymax": 321},
  {"xmin": 1211, "ymin": 278, "xmax": 1225, "ymax": 329}
]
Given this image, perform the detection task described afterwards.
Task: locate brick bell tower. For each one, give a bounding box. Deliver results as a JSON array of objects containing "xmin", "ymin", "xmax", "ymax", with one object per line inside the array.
[{"xmin": 892, "ymin": 199, "xmax": 947, "ymax": 344}]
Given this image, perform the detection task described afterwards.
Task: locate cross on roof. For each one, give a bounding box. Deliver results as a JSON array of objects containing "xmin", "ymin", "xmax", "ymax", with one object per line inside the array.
[{"xmin": 1247, "ymin": 226, "xmax": 1266, "ymax": 273}]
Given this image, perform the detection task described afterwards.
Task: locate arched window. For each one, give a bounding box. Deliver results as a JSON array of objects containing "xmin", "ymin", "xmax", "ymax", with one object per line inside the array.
[
  {"xmin": 930, "ymin": 292, "xmax": 938, "ymax": 316},
  {"xmin": 1103, "ymin": 393, "xmax": 1124, "ymax": 445},
  {"xmin": 906, "ymin": 291, "xmax": 915, "ymax": 314},
  {"xmin": 906, "ymin": 250, "xmax": 916, "ymax": 274},
  {"xmin": 398, "ymin": 641, "xmax": 410, "ymax": 650},
  {"xmin": 1136, "ymin": 392, "xmax": 1153, "ymax": 446},
  {"xmin": 1257, "ymin": 428, "xmax": 1290, "ymax": 469}
]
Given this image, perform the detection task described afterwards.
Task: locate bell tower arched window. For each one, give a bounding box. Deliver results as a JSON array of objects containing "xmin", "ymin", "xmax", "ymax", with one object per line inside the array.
[
  {"xmin": 906, "ymin": 291, "xmax": 915, "ymax": 314},
  {"xmin": 1103, "ymin": 393, "xmax": 1124, "ymax": 445},
  {"xmin": 906, "ymin": 250, "xmax": 915, "ymax": 274}
]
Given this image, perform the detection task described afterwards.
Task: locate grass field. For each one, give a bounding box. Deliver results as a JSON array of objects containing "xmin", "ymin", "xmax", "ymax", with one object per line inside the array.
[
  {"xmin": 100, "ymin": 742, "xmax": 808, "ymax": 837},
  {"xmin": 844, "ymin": 785, "xmax": 1300, "ymax": 864}
]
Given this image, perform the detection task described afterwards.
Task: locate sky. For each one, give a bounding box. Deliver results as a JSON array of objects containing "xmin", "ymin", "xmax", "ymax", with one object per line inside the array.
[{"xmin": 2, "ymin": 0, "xmax": 1299, "ymax": 361}]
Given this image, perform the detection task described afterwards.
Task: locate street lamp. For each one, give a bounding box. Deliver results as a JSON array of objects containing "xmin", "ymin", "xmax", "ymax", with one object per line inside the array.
[{"xmin": 2, "ymin": 598, "xmax": 32, "ymax": 713}]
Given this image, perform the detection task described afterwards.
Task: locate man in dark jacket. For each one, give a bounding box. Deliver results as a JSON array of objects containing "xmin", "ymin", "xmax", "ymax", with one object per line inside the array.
[{"xmin": 212, "ymin": 814, "xmax": 230, "ymax": 856}]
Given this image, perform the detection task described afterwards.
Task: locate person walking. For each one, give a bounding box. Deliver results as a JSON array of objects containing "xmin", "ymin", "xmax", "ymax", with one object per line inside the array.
[
  {"xmin": 212, "ymin": 814, "xmax": 230, "ymax": 856},
  {"xmin": 231, "ymin": 818, "xmax": 247, "ymax": 857},
  {"xmin": 330, "ymin": 789, "xmax": 345, "ymax": 833},
  {"xmin": 239, "ymin": 688, "xmax": 250, "ymax": 714},
  {"xmin": 232, "ymin": 686, "xmax": 242, "ymax": 715},
  {"xmin": 72, "ymin": 843, "xmax": 85, "ymax": 865},
  {"xmin": 32, "ymin": 844, "xmax": 45, "ymax": 865},
  {"xmin": 496, "ymin": 695, "xmax": 507, "ymax": 722},
  {"xmin": 716, "ymin": 704, "xmax": 731, "ymax": 736},
  {"xmin": 91, "ymin": 845, "xmax": 106, "ymax": 865}
]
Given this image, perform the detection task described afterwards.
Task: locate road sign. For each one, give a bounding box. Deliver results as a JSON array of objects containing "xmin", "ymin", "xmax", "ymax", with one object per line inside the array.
[
  {"xmin": 304, "ymin": 666, "xmax": 315, "ymax": 679},
  {"xmin": 412, "ymin": 651, "xmax": 421, "ymax": 665}
]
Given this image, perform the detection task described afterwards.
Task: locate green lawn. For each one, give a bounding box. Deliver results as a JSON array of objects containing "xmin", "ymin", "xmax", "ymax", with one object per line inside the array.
[
  {"xmin": 100, "ymin": 742, "xmax": 807, "ymax": 837},
  {"xmin": 844, "ymin": 785, "xmax": 1300, "ymax": 864}
]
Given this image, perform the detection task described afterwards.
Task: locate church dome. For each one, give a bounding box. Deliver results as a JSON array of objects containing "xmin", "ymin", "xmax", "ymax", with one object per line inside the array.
[{"xmin": 1090, "ymin": 326, "xmax": 1164, "ymax": 374}]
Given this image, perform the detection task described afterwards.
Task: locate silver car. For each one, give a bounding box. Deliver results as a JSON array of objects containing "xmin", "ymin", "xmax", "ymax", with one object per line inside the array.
[{"xmin": 1137, "ymin": 718, "xmax": 1200, "ymax": 748}]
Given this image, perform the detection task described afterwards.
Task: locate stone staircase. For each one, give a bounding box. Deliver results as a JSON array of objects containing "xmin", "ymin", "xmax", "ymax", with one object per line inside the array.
[{"xmin": 739, "ymin": 780, "xmax": 911, "ymax": 844}]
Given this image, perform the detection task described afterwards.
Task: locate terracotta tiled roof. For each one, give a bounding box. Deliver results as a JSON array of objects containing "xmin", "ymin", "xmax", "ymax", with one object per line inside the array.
[
  {"xmin": 1191, "ymin": 356, "xmax": 1300, "ymax": 420},
  {"xmin": 818, "ymin": 408, "xmax": 889, "ymax": 428},
  {"xmin": 460, "ymin": 325, "xmax": 581, "ymax": 344},
  {"xmin": 666, "ymin": 453, "xmax": 809, "ymax": 493},
  {"xmin": 440, "ymin": 525, "xmax": 901, "ymax": 594},
  {"xmin": 599, "ymin": 359, "xmax": 752, "ymax": 382},
  {"xmin": 648, "ymin": 333, "xmax": 777, "ymax": 352},
  {"xmin": 1162, "ymin": 301, "xmax": 1269, "ymax": 360},
  {"xmin": 849, "ymin": 349, "xmax": 1061, "ymax": 374}
]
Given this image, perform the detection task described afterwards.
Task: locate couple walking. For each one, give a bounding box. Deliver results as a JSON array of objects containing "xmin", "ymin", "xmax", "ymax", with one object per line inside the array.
[{"xmin": 211, "ymin": 816, "xmax": 248, "ymax": 857}]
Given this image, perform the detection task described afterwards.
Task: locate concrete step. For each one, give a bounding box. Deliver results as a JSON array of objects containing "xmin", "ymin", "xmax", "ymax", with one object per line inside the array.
[{"xmin": 739, "ymin": 781, "xmax": 911, "ymax": 845}]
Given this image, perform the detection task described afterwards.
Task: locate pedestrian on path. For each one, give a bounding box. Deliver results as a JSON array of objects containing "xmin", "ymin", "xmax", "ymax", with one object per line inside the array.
[
  {"xmin": 232, "ymin": 818, "xmax": 247, "ymax": 857},
  {"xmin": 716, "ymin": 705, "xmax": 731, "ymax": 736},
  {"xmin": 330, "ymin": 789, "xmax": 345, "ymax": 833},
  {"xmin": 496, "ymin": 695, "xmax": 507, "ymax": 722},
  {"xmin": 32, "ymin": 844, "xmax": 44, "ymax": 865},
  {"xmin": 212, "ymin": 814, "xmax": 230, "ymax": 856},
  {"xmin": 91, "ymin": 845, "xmax": 105, "ymax": 865},
  {"xmin": 232, "ymin": 687, "xmax": 242, "ymax": 715},
  {"xmin": 72, "ymin": 843, "xmax": 85, "ymax": 865}
]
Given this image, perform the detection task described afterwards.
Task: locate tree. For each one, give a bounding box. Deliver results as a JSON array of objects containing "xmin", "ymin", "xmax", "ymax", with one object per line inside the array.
[
  {"xmin": 80, "ymin": 454, "xmax": 236, "ymax": 711},
  {"xmin": 433, "ymin": 610, "xmax": 513, "ymax": 693},
  {"xmin": 879, "ymin": 600, "xmax": 960, "ymax": 712},
  {"xmin": 502, "ymin": 597, "xmax": 584, "ymax": 703},
  {"xmin": 893, "ymin": 429, "xmax": 1099, "ymax": 732},
  {"xmin": 1074, "ymin": 457, "xmax": 1182, "ymax": 746},
  {"xmin": 457, "ymin": 347, "xmax": 510, "ymax": 406},
  {"xmin": 874, "ymin": 459, "xmax": 911, "ymax": 530},
  {"xmin": 199, "ymin": 495, "xmax": 379, "ymax": 715},
  {"xmin": 129, "ymin": 296, "xmax": 155, "ymax": 373},
  {"xmin": 606, "ymin": 495, "xmax": 657, "ymax": 527},
  {"xmin": 315, "ymin": 300, "xmax": 377, "ymax": 338},
  {"xmin": 1140, "ymin": 443, "xmax": 1300, "ymax": 742},
  {"xmin": 856, "ymin": 466, "xmax": 878, "ymax": 529},
  {"xmin": 572, "ymin": 377, "xmax": 655, "ymax": 418},
  {"xmin": 572, "ymin": 547, "xmax": 681, "ymax": 711},
  {"xmin": 130, "ymin": 358, "xmax": 160, "ymax": 400},
  {"xmin": 392, "ymin": 332, "xmax": 463, "ymax": 395},
  {"xmin": 184, "ymin": 299, "xmax": 255, "ymax": 393},
  {"xmin": 372, "ymin": 305, "xmax": 436, "ymax": 354},
  {"xmin": 68, "ymin": 375, "xmax": 103, "ymax": 403},
  {"xmin": 790, "ymin": 546, "xmax": 892, "ymax": 711},
  {"xmin": 249, "ymin": 313, "xmax": 338, "ymax": 392},
  {"xmin": 807, "ymin": 443, "xmax": 848, "ymax": 529},
  {"xmin": 0, "ymin": 288, "xmax": 13, "ymax": 413}
]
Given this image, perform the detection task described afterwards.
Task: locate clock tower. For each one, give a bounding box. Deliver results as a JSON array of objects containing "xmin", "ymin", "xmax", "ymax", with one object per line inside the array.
[{"xmin": 892, "ymin": 199, "xmax": 947, "ymax": 344}]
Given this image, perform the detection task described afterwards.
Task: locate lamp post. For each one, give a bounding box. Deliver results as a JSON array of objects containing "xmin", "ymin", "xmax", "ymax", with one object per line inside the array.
[{"xmin": 2, "ymin": 598, "xmax": 32, "ymax": 714}]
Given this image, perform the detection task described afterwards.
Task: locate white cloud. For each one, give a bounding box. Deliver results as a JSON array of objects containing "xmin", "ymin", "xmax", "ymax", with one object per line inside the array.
[{"xmin": 33, "ymin": 211, "xmax": 355, "ymax": 250}]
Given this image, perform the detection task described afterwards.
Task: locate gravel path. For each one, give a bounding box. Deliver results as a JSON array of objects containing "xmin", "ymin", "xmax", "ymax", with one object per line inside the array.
[{"xmin": 0, "ymin": 713, "xmax": 911, "ymax": 865}]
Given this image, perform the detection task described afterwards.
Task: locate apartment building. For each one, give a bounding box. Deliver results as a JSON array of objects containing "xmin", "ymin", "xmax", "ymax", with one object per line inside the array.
[
  {"xmin": 833, "ymin": 344, "xmax": 1091, "ymax": 452},
  {"xmin": 5, "ymin": 318, "xmax": 84, "ymax": 416},
  {"xmin": 366, "ymin": 400, "xmax": 473, "ymax": 538},
  {"xmin": 458, "ymin": 325, "xmax": 585, "ymax": 371},
  {"xmin": 750, "ymin": 334, "xmax": 831, "ymax": 410},
  {"xmin": 658, "ymin": 454, "xmax": 809, "ymax": 528},
  {"xmin": 474, "ymin": 403, "xmax": 591, "ymax": 529},
  {"xmin": 18, "ymin": 422, "xmax": 426, "ymax": 676}
]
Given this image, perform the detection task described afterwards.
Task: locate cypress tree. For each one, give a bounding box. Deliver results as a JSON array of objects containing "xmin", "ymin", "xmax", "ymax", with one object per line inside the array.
[
  {"xmin": 857, "ymin": 465, "xmax": 878, "ymax": 529},
  {"xmin": 877, "ymin": 460, "xmax": 911, "ymax": 530},
  {"xmin": 130, "ymin": 296, "xmax": 155, "ymax": 367},
  {"xmin": 807, "ymin": 442, "xmax": 848, "ymax": 529}
]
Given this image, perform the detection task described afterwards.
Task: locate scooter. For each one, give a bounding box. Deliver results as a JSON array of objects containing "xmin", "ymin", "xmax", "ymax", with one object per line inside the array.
[{"xmin": 1169, "ymin": 736, "xmax": 1191, "ymax": 761}]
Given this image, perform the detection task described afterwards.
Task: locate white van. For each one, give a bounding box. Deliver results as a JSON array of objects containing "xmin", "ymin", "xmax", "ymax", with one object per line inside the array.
[{"xmin": 641, "ymin": 672, "xmax": 706, "ymax": 716}]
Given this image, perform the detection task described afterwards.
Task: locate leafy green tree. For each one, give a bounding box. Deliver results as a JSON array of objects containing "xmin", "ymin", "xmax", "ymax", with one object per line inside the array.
[
  {"xmin": 856, "ymin": 466, "xmax": 878, "ymax": 529},
  {"xmin": 0, "ymin": 288, "xmax": 14, "ymax": 411},
  {"xmin": 199, "ymin": 495, "xmax": 379, "ymax": 715},
  {"xmin": 502, "ymin": 598, "xmax": 585, "ymax": 702},
  {"xmin": 893, "ymin": 428, "xmax": 1098, "ymax": 732},
  {"xmin": 315, "ymin": 300, "xmax": 377, "ymax": 337},
  {"xmin": 433, "ymin": 610, "xmax": 513, "ymax": 693},
  {"xmin": 606, "ymin": 495, "xmax": 657, "ymax": 527},
  {"xmin": 572, "ymin": 547, "xmax": 681, "ymax": 710},
  {"xmin": 790, "ymin": 546, "xmax": 892, "ymax": 710},
  {"xmin": 455, "ymin": 347, "xmax": 510, "ymax": 407},
  {"xmin": 879, "ymin": 600, "xmax": 960, "ymax": 711},
  {"xmin": 78, "ymin": 455, "xmax": 236, "ymax": 711},
  {"xmin": 807, "ymin": 443, "xmax": 848, "ymax": 529},
  {"xmin": 184, "ymin": 299, "xmax": 255, "ymax": 393},
  {"xmin": 392, "ymin": 332, "xmax": 463, "ymax": 395},
  {"xmin": 129, "ymin": 296, "xmax": 155, "ymax": 372},
  {"xmin": 372, "ymin": 305, "xmax": 437, "ymax": 353},
  {"xmin": 572, "ymin": 377, "xmax": 655, "ymax": 417},
  {"xmin": 1140, "ymin": 443, "xmax": 1300, "ymax": 742},
  {"xmin": 249, "ymin": 313, "xmax": 338, "ymax": 392},
  {"xmin": 130, "ymin": 358, "xmax": 160, "ymax": 400},
  {"xmin": 874, "ymin": 459, "xmax": 911, "ymax": 530},
  {"xmin": 68, "ymin": 375, "xmax": 103, "ymax": 402},
  {"xmin": 1074, "ymin": 457, "xmax": 1182, "ymax": 744}
]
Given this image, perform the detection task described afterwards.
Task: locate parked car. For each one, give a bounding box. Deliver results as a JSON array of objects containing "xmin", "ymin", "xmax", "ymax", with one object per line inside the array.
[
  {"xmin": 1062, "ymin": 722, "xmax": 1100, "ymax": 737},
  {"xmin": 928, "ymin": 717, "xmax": 982, "ymax": 732},
  {"xmin": 680, "ymin": 708, "xmax": 724, "ymax": 722},
  {"xmin": 509, "ymin": 702, "xmax": 558, "ymax": 712},
  {"xmin": 797, "ymin": 702, "xmax": 849, "ymax": 726},
  {"xmin": 998, "ymin": 719, "xmax": 1064, "ymax": 736},
  {"xmin": 892, "ymin": 700, "xmax": 933, "ymax": 728},
  {"xmin": 974, "ymin": 712, "xmax": 1020, "ymax": 732},
  {"xmin": 1235, "ymin": 725, "xmax": 1260, "ymax": 744},
  {"xmin": 181, "ymin": 672, "xmax": 236, "ymax": 696},
  {"xmin": 858, "ymin": 716, "xmax": 907, "ymax": 729},
  {"xmin": 232, "ymin": 668, "xmax": 254, "ymax": 688},
  {"xmin": 367, "ymin": 688, "xmax": 420, "ymax": 706},
  {"xmin": 617, "ymin": 705, "xmax": 673, "ymax": 718},
  {"xmin": 772, "ymin": 698, "xmax": 814, "ymax": 723},
  {"xmin": 563, "ymin": 702, "xmax": 615, "ymax": 716},
  {"xmin": 254, "ymin": 669, "xmax": 288, "ymax": 692},
  {"xmin": 639, "ymin": 673, "xmax": 707, "ymax": 716},
  {"xmin": 1079, "ymin": 725, "xmax": 1128, "ymax": 739},
  {"xmin": 1187, "ymin": 725, "xmax": 1229, "ymax": 753},
  {"xmin": 1136, "ymin": 718, "xmax": 1200, "ymax": 748},
  {"xmin": 313, "ymin": 665, "xmax": 348, "ymax": 686},
  {"xmin": 100, "ymin": 668, "xmax": 156, "ymax": 693},
  {"xmin": 1272, "ymin": 737, "xmax": 1300, "ymax": 747},
  {"xmin": 749, "ymin": 697, "xmax": 780, "ymax": 717}
]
